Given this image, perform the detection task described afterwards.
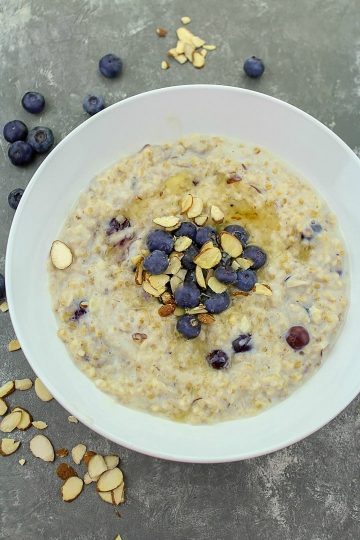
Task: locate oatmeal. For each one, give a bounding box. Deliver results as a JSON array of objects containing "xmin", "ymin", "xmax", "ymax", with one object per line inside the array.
[{"xmin": 48, "ymin": 135, "xmax": 348, "ymax": 423}]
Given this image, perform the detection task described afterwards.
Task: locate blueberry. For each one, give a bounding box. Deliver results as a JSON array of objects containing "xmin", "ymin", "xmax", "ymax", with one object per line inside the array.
[
  {"xmin": 181, "ymin": 245, "xmax": 199, "ymax": 270},
  {"xmin": 184, "ymin": 270, "xmax": 196, "ymax": 284},
  {"xmin": 242, "ymin": 245, "xmax": 267, "ymax": 270},
  {"xmin": 224, "ymin": 224, "xmax": 249, "ymax": 247},
  {"xmin": 21, "ymin": 91, "xmax": 45, "ymax": 114},
  {"xmin": 204, "ymin": 291, "xmax": 230, "ymax": 314},
  {"xmin": 310, "ymin": 221, "xmax": 322, "ymax": 234},
  {"xmin": 8, "ymin": 188, "xmax": 24, "ymax": 210},
  {"xmin": 206, "ymin": 350, "xmax": 230, "ymax": 369},
  {"xmin": 8, "ymin": 141, "xmax": 34, "ymax": 166},
  {"xmin": 286, "ymin": 326, "xmax": 310, "ymax": 350},
  {"xmin": 143, "ymin": 250, "xmax": 169, "ymax": 275},
  {"xmin": 174, "ymin": 283, "xmax": 200, "ymax": 308},
  {"xmin": 232, "ymin": 334, "xmax": 252, "ymax": 353},
  {"xmin": 243, "ymin": 56, "xmax": 265, "ymax": 78},
  {"xmin": 235, "ymin": 269, "xmax": 257, "ymax": 292},
  {"xmin": 0, "ymin": 273, "xmax": 5, "ymax": 300},
  {"xmin": 195, "ymin": 226, "xmax": 216, "ymax": 246},
  {"xmin": 106, "ymin": 216, "xmax": 131, "ymax": 235},
  {"xmin": 146, "ymin": 230, "xmax": 174, "ymax": 254},
  {"xmin": 174, "ymin": 221, "xmax": 197, "ymax": 240},
  {"xmin": 99, "ymin": 53, "xmax": 123, "ymax": 78},
  {"xmin": 27, "ymin": 126, "xmax": 54, "ymax": 154},
  {"xmin": 177, "ymin": 315, "xmax": 201, "ymax": 339},
  {"xmin": 72, "ymin": 307, "xmax": 87, "ymax": 321},
  {"xmin": 214, "ymin": 266, "xmax": 237, "ymax": 284},
  {"xmin": 3, "ymin": 120, "xmax": 28, "ymax": 143},
  {"xmin": 83, "ymin": 95, "xmax": 105, "ymax": 116}
]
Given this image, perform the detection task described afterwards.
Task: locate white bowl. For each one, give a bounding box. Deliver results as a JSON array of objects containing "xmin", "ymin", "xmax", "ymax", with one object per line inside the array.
[{"xmin": 6, "ymin": 85, "xmax": 360, "ymax": 463}]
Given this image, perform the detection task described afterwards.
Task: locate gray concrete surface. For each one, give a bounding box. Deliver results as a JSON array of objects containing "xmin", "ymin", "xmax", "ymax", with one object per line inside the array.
[{"xmin": 1, "ymin": 1, "xmax": 360, "ymax": 539}]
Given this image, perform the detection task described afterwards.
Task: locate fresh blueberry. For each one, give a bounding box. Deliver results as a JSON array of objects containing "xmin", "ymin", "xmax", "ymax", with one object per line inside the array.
[
  {"xmin": 206, "ymin": 349, "xmax": 230, "ymax": 369},
  {"xmin": 3, "ymin": 120, "xmax": 28, "ymax": 143},
  {"xmin": 181, "ymin": 245, "xmax": 199, "ymax": 270},
  {"xmin": 232, "ymin": 334, "xmax": 252, "ymax": 353},
  {"xmin": 174, "ymin": 283, "xmax": 200, "ymax": 308},
  {"xmin": 21, "ymin": 91, "xmax": 45, "ymax": 113},
  {"xmin": 83, "ymin": 95, "xmax": 105, "ymax": 115},
  {"xmin": 286, "ymin": 326, "xmax": 310, "ymax": 350},
  {"xmin": 27, "ymin": 126, "xmax": 54, "ymax": 154},
  {"xmin": 214, "ymin": 266, "xmax": 237, "ymax": 284},
  {"xmin": 184, "ymin": 270, "xmax": 196, "ymax": 284},
  {"xmin": 99, "ymin": 53, "xmax": 123, "ymax": 78},
  {"xmin": 310, "ymin": 221, "xmax": 322, "ymax": 234},
  {"xmin": 235, "ymin": 269, "xmax": 257, "ymax": 292},
  {"xmin": 143, "ymin": 250, "xmax": 169, "ymax": 275},
  {"xmin": 177, "ymin": 314, "xmax": 201, "ymax": 339},
  {"xmin": 72, "ymin": 306, "xmax": 87, "ymax": 321},
  {"xmin": 146, "ymin": 230, "xmax": 174, "ymax": 254},
  {"xmin": 8, "ymin": 141, "xmax": 34, "ymax": 166},
  {"xmin": 243, "ymin": 56, "xmax": 265, "ymax": 78},
  {"xmin": 204, "ymin": 291, "xmax": 230, "ymax": 314},
  {"xmin": 195, "ymin": 226, "xmax": 217, "ymax": 246},
  {"xmin": 242, "ymin": 245, "xmax": 267, "ymax": 270},
  {"xmin": 224, "ymin": 224, "xmax": 249, "ymax": 247},
  {"xmin": 0, "ymin": 273, "xmax": 5, "ymax": 300},
  {"xmin": 174, "ymin": 221, "xmax": 197, "ymax": 240},
  {"xmin": 8, "ymin": 188, "xmax": 24, "ymax": 210}
]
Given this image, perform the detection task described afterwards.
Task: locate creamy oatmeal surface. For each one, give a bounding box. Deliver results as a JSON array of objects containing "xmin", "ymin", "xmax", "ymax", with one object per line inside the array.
[{"xmin": 48, "ymin": 135, "xmax": 348, "ymax": 423}]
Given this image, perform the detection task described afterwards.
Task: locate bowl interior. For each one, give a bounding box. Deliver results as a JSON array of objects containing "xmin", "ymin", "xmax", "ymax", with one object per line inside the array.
[{"xmin": 6, "ymin": 85, "xmax": 360, "ymax": 462}]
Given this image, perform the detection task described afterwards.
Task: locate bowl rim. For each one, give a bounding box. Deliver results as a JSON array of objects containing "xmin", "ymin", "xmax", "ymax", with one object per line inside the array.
[{"xmin": 5, "ymin": 84, "xmax": 360, "ymax": 463}]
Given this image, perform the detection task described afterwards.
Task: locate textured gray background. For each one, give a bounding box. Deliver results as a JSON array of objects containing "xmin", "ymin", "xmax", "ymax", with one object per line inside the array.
[{"xmin": 1, "ymin": 1, "xmax": 360, "ymax": 539}]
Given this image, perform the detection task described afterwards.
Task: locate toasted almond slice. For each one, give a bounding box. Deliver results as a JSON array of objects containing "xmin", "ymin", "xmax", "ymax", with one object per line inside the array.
[
  {"xmin": 0, "ymin": 381, "xmax": 15, "ymax": 399},
  {"xmin": 168, "ymin": 47, "xmax": 178, "ymax": 58},
  {"xmin": 181, "ymin": 16, "xmax": 191, "ymax": 24},
  {"xmin": 194, "ymin": 215, "xmax": 208, "ymax": 226},
  {"xmin": 134, "ymin": 258, "xmax": 144, "ymax": 285},
  {"xmin": 194, "ymin": 247, "xmax": 222, "ymax": 269},
  {"xmin": 57, "ymin": 463, "xmax": 77, "ymax": 480},
  {"xmin": 19, "ymin": 458, "xmax": 26, "ymax": 465},
  {"xmin": 50, "ymin": 240, "xmax": 73, "ymax": 270},
  {"xmin": 32, "ymin": 420, "xmax": 48, "ymax": 430},
  {"xmin": 232, "ymin": 290, "xmax": 250, "ymax": 297},
  {"xmin": 156, "ymin": 27, "xmax": 167, "ymax": 37},
  {"xmin": 176, "ymin": 26, "xmax": 195, "ymax": 44},
  {"xmin": 184, "ymin": 43, "xmax": 195, "ymax": 62},
  {"xmin": 71, "ymin": 443, "xmax": 86, "ymax": 465},
  {"xmin": 170, "ymin": 275, "xmax": 182, "ymax": 294},
  {"xmin": 285, "ymin": 277, "xmax": 309, "ymax": 288},
  {"xmin": 235, "ymin": 257, "xmax": 252, "ymax": 270},
  {"xmin": 161, "ymin": 60, "xmax": 170, "ymax": 70},
  {"xmin": 0, "ymin": 410, "xmax": 22, "ymax": 433},
  {"xmin": 84, "ymin": 472, "xmax": 93, "ymax": 484},
  {"xmin": 112, "ymin": 483, "xmax": 125, "ymax": 505},
  {"xmin": 97, "ymin": 467, "xmax": 124, "ymax": 492},
  {"xmin": 29, "ymin": 434, "xmax": 54, "ymax": 462},
  {"xmin": 0, "ymin": 398, "xmax": 8, "ymax": 416},
  {"xmin": 0, "ymin": 438, "xmax": 20, "ymax": 456},
  {"xmin": 220, "ymin": 231, "xmax": 243, "ymax": 257},
  {"xmin": 0, "ymin": 301, "xmax": 8, "ymax": 313},
  {"xmin": 197, "ymin": 313, "xmax": 215, "ymax": 324},
  {"xmin": 158, "ymin": 304, "xmax": 176, "ymax": 317},
  {"xmin": 8, "ymin": 339, "xmax": 21, "ymax": 352},
  {"xmin": 186, "ymin": 305, "xmax": 208, "ymax": 315},
  {"xmin": 174, "ymin": 306, "xmax": 185, "ymax": 316},
  {"xmin": 61, "ymin": 476, "xmax": 84, "ymax": 502},
  {"xmin": 148, "ymin": 274, "xmax": 169, "ymax": 292},
  {"xmin": 34, "ymin": 378, "xmax": 53, "ymax": 402},
  {"xmin": 88, "ymin": 454, "xmax": 108, "ymax": 479},
  {"xmin": 253, "ymin": 283, "xmax": 273, "ymax": 296},
  {"xmin": 68, "ymin": 415, "xmax": 78, "ymax": 424},
  {"xmin": 15, "ymin": 378, "xmax": 33, "ymax": 391},
  {"xmin": 210, "ymin": 205, "xmax": 224, "ymax": 223},
  {"xmin": 131, "ymin": 254, "xmax": 143, "ymax": 266},
  {"xmin": 104, "ymin": 455, "xmax": 120, "ymax": 470},
  {"xmin": 187, "ymin": 197, "xmax": 203, "ymax": 218},
  {"xmin": 56, "ymin": 448, "xmax": 69, "ymax": 458},
  {"xmin": 208, "ymin": 276, "xmax": 228, "ymax": 294},
  {"xmin": 143, "ymin": 280, "xmax": 163, "ymax": 297},
  {"xmin": 174, "ymin": 236, "xmax": 192, "ymax": 252},
  {"xmin": 82, "ymin": 450, "xmax": 96, "ymax": 465},
  {"xmin": 13, "ymin": 407, "xmax": 32, "ymax": 430},
  {"xmin": 203, "ymin": 44, "xmax": 216, "ymax": 51},
  {"xmin": 192, "ymin": 35, "xmax": 205, "ymax": 48},
  {"xmin": 200, "ymin": 241, "xmax": 214, "ymax": 253},
  {"xmin": 176, "ymin": 40, "xmax": 185, "ymax": 54},
  {"xmin": 174, "ymin": 54, "xmax": 187, "ymax": 64},
  {"xmin": 195, "ymin": 266, "xmax": 206, "ymax": 288},
  {"xmin": 166, "ymin": 254, "xmax": 182, "ymax": 275},
  {"xmin": 239, "ymin": 315, "xmax": 251, "ymax": 333},
  {"xmin": 161, "ymin": 291, "xmax": 175, "ymax": 305},
  {"xmin": 181, "ymin": 193, "xmax": 193, "ymax": 213},
  {"xmin": 153, "ymin": 216, "xmax": 180, "ymax": 228},
  {"xmin": 193, "ymin": 52, "xmax": 205, "ymax": 68}
]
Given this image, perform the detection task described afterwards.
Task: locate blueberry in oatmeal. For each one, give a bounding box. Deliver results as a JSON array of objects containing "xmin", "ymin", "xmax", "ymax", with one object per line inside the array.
[
  {"xmin": 106, "ymin": 217, "xmax": 130, "ymax": 235},
  {"xmin": 204, "ymin": 291, "xmax": 230, "ymax": 314},
  {"xmin": 232, "ymin": 334, "xmax": 252, "ymax": 353},
  {"xmin": 181, "ymin": 245, "xmax": 199, "ymax": 270},
  {"xmin": 143, "ymin": 250, "xmax": 168, "ymax": 274},
  {"xmin": 195, "ymin": 226, "xmax": 216, "ymax": 246},
  {"xmin": 206, "ymin": 350, "xmax": 230, "ymax": 369},
  {"xmin": 174, "ymin": 221, "xmax": 197, "ymax": 240},
  {"xmin": 286, "ymin": 326, "xmax": 310, "ymax": 350},
  {"xmin": 174, "ymin": 283, "xmax": 200, "ymax": 308},
  {"xmin": 214, "ymin": 266, "xmax": 237, "ymax": 284},
  {"xmin": 224, "ymin": 224, "xmax": 249, "ymax": 247},
  {"xmin": 242, "ymin": 245, "xmax": 267, "ymax": 270},
  {"xmin": 146, "ymin": 229, "xmax": 174, "ymax": 254},
  {"xmin": 177, "ymin": 315, "xmax": 201, "ymax": 339},
  {"xmin": 235, "ymin": 269, "xmax": 257, "ymax": 292}
]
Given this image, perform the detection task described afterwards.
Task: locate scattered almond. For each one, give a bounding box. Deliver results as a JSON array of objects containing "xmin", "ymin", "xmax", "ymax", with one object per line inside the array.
[
  {"xmin": 0, "ymin": 410, "xmax": 22, "ymax": 433},
  {"xmin": 134, "ymin": 258, "xmax": 144, "ymax": 285},
  {"xmin": 14, "ymin": 378, "xmax": 33, "ymax": 391},
  {"xmin": 175, "ymin": 40, "xmax": 185, "ymax": 54},
  {"xmin": 235, "ymin": 257, "xmax": 252, "ymax": 270},
  {"xmin": 174, "ymin": 236, "xmax": 192, "ymax": 252},
  {"xmin": 99, "ymin": 483, "xmax": 125, "ymax": 506},
  {"xmin": 208, "ymin": 276, "xmax": 228, "ymax": 294},
  {"xmin": 187, "ymin": 196, "xmax": 203, "ymax": 218},
  {"xmin": 88, "ymin": 454, "xmax": 108, "ymax": 479},
  {"xmin": 0, "ymin": 398, "xmax": 8, "ymax": 416},
  {"xmin": 210, "ymin": 205, "xmax": 224, "ymax": 224},
  {"xmin": 195, "ymin": 265, "xmax": 206, "ymax": 288},
  {"xmin": 19, "ymin": 458, "xmax": 26, "ymax": 465},
  {"xmin": 153, "ymin": 215, "xmax": 180, "ymax": 228},
  {"xmin": 71, "ymin": 443, "xmax": 87, "ymax": 465},
  {"xmin": 32, "ymin": 420, "xmax": 48, "ymax": 430},
  {"xmin": 192, "ymin": 35, "xmax": 205, "ymax": 48},
  {"xmin": 34, "ymin": 378, "xmax": 53, "ymax": 402},
  {"xmin": 200, "ymin": 241, "xmax": 214, "ymax": 253},
  {"xmin": 50, "ymin": 240, "xmax": 73, "ymax": 270},
  {"xmin": 194, "ymin": 215, "xmax": 208, "ymax": 226},
  {"xmin": 0, "ymin": 438, "xmax": 20, "ymax": 456},
  {"xmin": 203, "ymin": 44, "xmax": 216, "ymax": 51},
  {"xmin": 173, "ymin": 53, "xmax": 187, "ymax": 64},
  {"xmin": 184, "ymin": 43, "xmax": 195, "ymax": 62},
  {"xmin": 220, "ymin": 231, "xmax": 243, "ymax": 258},
  {"xmin": 97, "ymin": 467, "xmax": 123, "ymax": 492},
  {"xmin": 158, "ymin": 304, "xmax": 176, "ymax": 317},
  {"xmin": 104, "ymin": 455, "xmax": 120, "ymax": 470},
  {"xmin": 68, "ymin": 415, "xmax": 78, "ymax": 424},
  {"xmin": 181, "ymin": 16, "xmax": 191, "ymax": 24},
  {"xmin": 194, "ymin": 247, "xmax": 222, "ymax": 269},
  {"xmin": 143, "ymin": 280, "xmax": 163, "ymax": 297},
  {"xmin": 148, "ymin": 274, "xmax": 170, "ymax": 291},
  {"xmin": 0, "ymin": 381, "xmax": 15, "ymax": 399},
  {"xmin": 13, "ymin": 407, "xmax": 32, "ymax": 430},
  {"xmin": 186, "ymin": 305, "xmax": 208, "ymax": 315},
  {"xmin": 193, "ymin": 51, "xmax": 205, "ymax": 68},
  {"xmin": 161, "ymin": 60, "xmax": 170, "ymax": 70},
  {"xmin": 156, "ymin": 27, "xmax": 168, "ymax": 37},
  {"xmin": 0, "ymin": 301, "xmax": 8, "ymax": 313},
  {"xmin": 166, "ymin": 254, "xmax": 182, "ymax": 275},
  {"xmin": 161, "ymin": 291, "xmax": 175, "ymax": 305},
  {"xmin": 8, "ymin": 339, "xmax": 21, "ymax": 352},
  {"xmin": 56, "ymin": 448, "xmax": 69, "ymax": 458},
  {"xmin": 176, "ymin": 26, "xmax": 194, "ymax": 44},
  {"xmin": 197, "ymin": 313, "xmax": 215, "ymax": 324},
  {"xmin": 199, "ymin": 48, "xmax": 207, "ymax": 57},
  {"xmin": 83, "ymin": 450, "xmax": 96, "ymax": 466},
  {"xmin": 29, "ymin": 434, "xmax": 55, "ymax": 462},
  {"xmin": 98, "ymin": 490, "xmax": 113, "ymax": 504},
  {"xmin": 253, "ymin": 283, "xmax": 273, "ymax": 296},
  {"xmin": 83, "ymin": 472, "xmax": 93, "ymax": 484},
  {"xmin": 61, "ymin": 476, "xmax": 84, "ymax": 502},
  {"xmin": 181, "ymin": 193, "xmax": 193, "ymax": 213},
  {"xmin": 57, "ymin": 463, "xmax": 77, "ymax": 480},
  {"xmin": 170, "ymin": 275, "xmax": 182, "ymax": 294}
]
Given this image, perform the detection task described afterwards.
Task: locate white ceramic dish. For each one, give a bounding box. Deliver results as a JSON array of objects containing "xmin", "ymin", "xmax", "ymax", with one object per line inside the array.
[{"xmin": 6, "ymin": 85, "xmax": 360, "ymax": 463}]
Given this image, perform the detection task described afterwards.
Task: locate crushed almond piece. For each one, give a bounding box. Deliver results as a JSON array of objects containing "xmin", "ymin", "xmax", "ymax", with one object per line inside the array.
[
  {"xmin": 8, "ymin": 339, "xmax": 21, "ymax": 352},
  {"xmin": 174, "ymin": 54, "xmax": 187, "ymax": 64},
  {"xmin": 0, "ymin": 301, "xmax": 8, "ymax": 313},
  {"xmin": 203, "ymin": 44, "xmax": 216, "ymax": 51},
  {"xmin": 57, "ymin": 463, "xmax": 77, "ymax": 480},
  {"xmin": 32, "ymin": 420, "xmax": 48, "ymax": 430},
  {"xmin": 253, "ymin": 283, "xmax": 272, "ymax": 296},
  {"xmin": 19, "ymin": 458, "xmax": 26, "ymax": 465},
  {"xmin": 156, "ymin": 27, "xmax": 168, "ymax": 37},
  {"xmin": 132, "ymin": 332, "xmax": 148, "ymax": 343},
  {"xmin": 161, "ymin": 60, "xmax": 170, "ymax": 70},
  {"xmin": 56, "ymin": 448, "xmax": 69, "ymax": 458},
  {"xmin": 181, "ymin": 16, "xmax": 191, "ymax": 24},
  {"xmin": 197, "ymin": 313, "xmax": 215, "ymax": 324},
  {"xmin": 193, "ymin": 52, "xmax": 205, "ymax": 69},
  {"xmin": 68, "ymin": 415, "xmax": 78, "ymax": 424}
]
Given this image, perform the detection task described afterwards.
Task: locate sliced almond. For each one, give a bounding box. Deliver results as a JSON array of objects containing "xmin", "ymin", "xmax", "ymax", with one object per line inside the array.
[
  {"xmin": 186, "ymin": 305, "xmax": 208, "ymax": 315},
  {"xmin": 176, "ymin": 27, "xmax": 195, "ymax": 44},
  {"xmin": 97, "ymin": 467, "xmax": 124, "ymax": 492},
  {"xmin": 68, "ymin": 415, "xmax": 78, "ymax": 424},
  {"xmin": 8, "ymin": 339, "xmax": 21, "ymax": 352},
  {"xmin": 168, "ymin": 48, "xmax": 178, "ymax": 58},
  {"xmin": 181, "ymin": 193, "xmax": 193, "ymax": 214},
  {"xmin": 253, "ymin": 283, "xmax": 273, "ymax": 296},
  {"xmin": 208, "ymin": 276, "xmax": 228, "ymax": 294},
  {"xmin": 285, "ymin": 277, "xmax": 309, "ymax": 288},
  {"xmin": 71, "ymin": 443, "xmax": 86, "ymax": 465},
  {"xmin": 50, "ymin": 240, "xmax": 73, "ymax": 270},
  {"xmin": 84, "ymin": 472, "xmax": 93, "ymax": 485},
  {"xmin": 15, "ymin": 378, "xmax": 33, "ymax": 391},
  {"xmin": 195, "ymin": 266, "xmax": 206, "ymax": 288},
  {"xmin": 0, "ymin": 438, "xmax": 20, "ymax": 456},
  {"xmin": 184, "ymin": 43, "xmax": 195, "ymax": 62},
  {"xmin": 235, "ymin": 257, "xmax": 252, "ymax": 270},
  {"xmin": 112, "ymin": 483, "xmax": 125, "ymax": 505},
  {"xmin": 187, "ymin": 197, "xmax": 203, "ymax": 218},
  {"xmin": 193, "ymin": 52, "xmax": 205, "ymax": 68},
  {"xmin": 174, "ymin": 54, "xmax": 187, "ymax": 64},
  {"xmin": 134, "ymin": 258, "xmax": 144, "ymax": 285},
  {"xmin": 175, "ymin": 40, "xmax": 185, "ymax": 54},
  {"xmin": 161, "ymin": 60, "xmax": 169, "ymax": 70},
  {"xmin": 56, "ymin": 448, "xmax": 69, "ymax": 458},
  {"xmin": 19, "ymin": 458, "xmax": 26, "ymax": 465},
  {"xmin": 166, "ymin": 254, "xmax": 182, "ymax": 275},
  {"xmin": 158, "ymin": 304, "xmax": 176, "ymax": 317},
  {"xmin": 194, "ymin": 215, "xmax": 208, "ymax": 226},
  {"xmin": 161, "ymin": 291, "xmax": 175, "ymax": 305},
  {"xmin": 220, "ymin": 231, "xmax": 243, "ymax": 258},
  {"xmin": 88, "ymin": 454, "xmax": 107, "ymax": 479},
  {"xmin": 0, "ymin": 398, "xmax": 8, "ymax": 416},
  {"xmin": 132, "ymin": 332, "xmax": 147, "ymax": 343},
  {"xmin": 176, "ymin": 268, "xmax": 187, "ymax": 281},
  {"xmin": 34, "ymin": 378, "xmax": 53, "ymax": 402},
  {"xmin": 61, "ymin": 476, "xmax": 84, "ymax": 502},
  {"xmin": 32, "ymin": 420, "xmax": 48, "ymax": 430},
  {"xmin": 194, "ymin": 247, "xmax": 221, "ymax": 269},
  {"xmin": 205, "ymin": 268, "xmax": 214, "ymax": 285},
  {"xmin": 156, "ymin": 27, "xmax": 168, "ymax": 37},
  {"xmin": 0, "ymin": 381, "xmax": 14, "ymax": 398},
  {"xmin": 153, "ymin": 216, "xmax": 180, "ymax": 228},
  {"xmin": 104, "ymin": 455, "xmax": 120, "ymax": 470},
  {"xmin": 199, "ymin": 48, "xmax": 207, "ymax": 57},
  {"xmin": 174, "ymin": 236, "xmax": 192, "ymax": 252},
  {"xmin": 210, "ymin": 205, "xmax": 224, "ymax": 224},
  {"xmin": 29, "ymin": 434, "xmax": 55, "ymax": 462},
  {"xmin": 142, "ymin": 280, "xmax": 163, "ymax": 297},
  {"xmin": 197, "ymin": 313, "xmax": 215, "ymax": 324},
  {"xmin": 170, "ymin": 275, "xmax": 182, "ymax": 294},
  {"xmin": 13, "ymin": 407, "xmax": 32, "ymax": 430},
  {"xmin": 83, "ymin": 450, "xmax": 96, "ymax": 465},
  {"xmin": 203, "ymin": 44, "xmax": 216, "ymax": 51},
  {"xmin": 0, "ymin": 410, "xmax": 22, "ymax": 433},
  {"xmin": 57, "ymin": 463, "xmax": 77, "ymax": 480},
  {"xmin": 115, "ymin": 534, "xmax": 123, "ymax": 540},
  {"xmin": 0, "ymin": 301, "xmax": 9, "ymax": 313},
  {"xmin": 231, "ymin": 260, "xmax": 240, "ymax": 271},
  {"xmin": 98, "ymin": 490, "xmax": 113, "ymax": 504},
  {"xmin": 192, "ymin": 35, "xmax": 206, "ymax": 48},
  {"xmin": 181, "ymin": 16, "xmax": 191, "ymax": 24},
  {"xmin": 200, "ymin": 241, "xmax": 214, "ymax": 253}
]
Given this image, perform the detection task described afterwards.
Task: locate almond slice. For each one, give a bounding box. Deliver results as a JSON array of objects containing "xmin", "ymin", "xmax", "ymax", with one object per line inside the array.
[
  {"xmin": 235, "ymin": 257, "xmax": 252, "ymax": 270},
  {"xmin": 203, "ymin": 44, "xmax": 216, "ymax": 51},
  {"xmin": 83, "ymin": 472, "xmax": 93, "ymax": 485},
  {"xmin": 176, "ymin": 27, "xmax": 195, "ymax": 44},
  {"xmin": 153, "ymin": 216, "xmax": 180, "ymax": 228},
  {"xmin": 97, "ymin": 467, "xmax": 124, "ymax": 492},
  {"xmin": 57, "ymin": 463, "xmax": 77, "ymax": 480},
  {"xmin": 285, "ymin": 277, "xmax": 309, "ymax": 288},
  {"xmin": 19, "ymin": 458, "xmax": 26, "ymax": 465},
  {"xmin": 112, "ymin": 483, "xmax": 125, "ymax": 505},
  {"xmin": 192, "ymin": 36, "xmax": 205, "ymax": 48},
  {"xmin": 68, "ymin": 416, "xmax": 78, "ymax": 424},
  {"xmin": 174, "ymin": 236, "xmax": 192, "ymax": 252},
  {"xmin": 98, "ymin": 490, "xmax": 113, "ymax": 504},
  {"xmin": 181, "ymin": 193, "xmax": 193, "ymax": 213},
  {"xmin": 83, "ymin": 450, "xmax": 96, "ymax": 465},
  {"xmin": 197, "ymin": 313, "xmax": 215, "ymax": 324},
  {"xmin": 187, "ymin": 197, "xmax": 203, "ymax": 218},
  {"xmin": 158, "ymin": 304, "xmax": 176, "ymax": 317},
  {"xmin": 184, "ymin": 43, "xmax": 195, "ymax": 62},
  {"xmin": 13, "ymin": 407, "xmax": 32, "ymax": 430},
  {"xmin": 104, "ymin": 455, "xmax": 120, "ymax": 470},
  {"xmin": 220, "ymin": 231, "xmax": 243, "ymax": 257},
  {"xmin": 50, "ymin": 240, "xmax": 73, "ymax": 270},
  {"xmin": 15, "ymin": 378, "xmax": 33, "ymax": 391},
  {"xmin": 175, "ymin": 40, "xmax": 185, "ymax": 54},
  {"xmin": 0, "ymin": 438, "xmax": 20, "ymax": 456},
  {"xmin": 0, "ymin": 381, "xmax": 15, "ymax": 398},
  {"xmin": 186, "ymin": 305, "xmax": 208, "ymax": 315},
  {"xmin": 194, "ymin": 215, "xmax": 208, "ymax": 226},
  {"xmin": 195, "ymin": 266, "xmax": 206, "ymax": 288},
  {"xmin": 88, "ymin": 454, "xmax": 107, "ymax": 479},
  {"xmin": 56, "ymin": 448, "xmax": 69, "ymax": 458},
  {"xmin": 71, "ymin": 443, "xmax": 86, "ymax": 465},
  {"xmin": 210, "ymin": 205, "xmax": 224, "ymax": 224},
  {"xmin": 161, "ymin": 60, "xmax": 169, "ymax": 70},
  {"xmin": 208, "ymin": 276, "xmax": 228, "ymax": 294},
  {"xmin": 174, "ymin": 54, "xmax": 187, "ymax": 64},
  {"xmin": 168, "ymin": 47, "xmax": 178, "ymax": 58},
  {"xmin": 194, "ymin": 247, "xmax": 222, "ymax": 269},
  {"xmin": 29, "ymin": 434, "xmax": 55, "ymax": 462},
  {"xmin": 8, "ymin": 339, "xmax": 21, "ymax": 352},
  {"xmin": 193, "ymin": 52, "xmax": 205, "ymax": 69},
  {"xmin": 0, "ymin": 398, "xmax": 8, "ymax": 416},
  {"xmin": 181, "ymin": 16, "xmax": 191, "ymax": 24},
  {"xmin": 0, "ymin": 301, "xmax": 9, "ymax": 313},
  {"xmin": 200, "ymin": 241, "xmax": 214, "ymax": 253},
  {"xmin": 34, "ymin": 378, "xmax": 53, "ymax": 402},
  {"xmin": 165, "ymin": 254, "xmax": 182, "ymax": 275},
  {"xmin": 134, "ymin": 258, "xmax": 144, "ymax": 285},
  {"xmin": 199, "ymin": 48, "xmax": 207, "ymax": 57},
  {"xmin": 253, "ymin": 283, "xmax": 273, "ymax": 296},
  {"xmin": 0, "ymin": 410, "xmax": 22, "ymax": 433},
  {"xmin": 61, "ymin": 476, "xmax": 84, "ymax": 502},
  {"xmin": 148, "ymin": 274, "xmax": 170, "ymax": 291},
  {"xmin": 32, "ymin": 420, "xmax": 48, "ymax": 430},
  {"xmin": 170, "ymin": 275, "xmax": 182, "ymax": 294}
]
